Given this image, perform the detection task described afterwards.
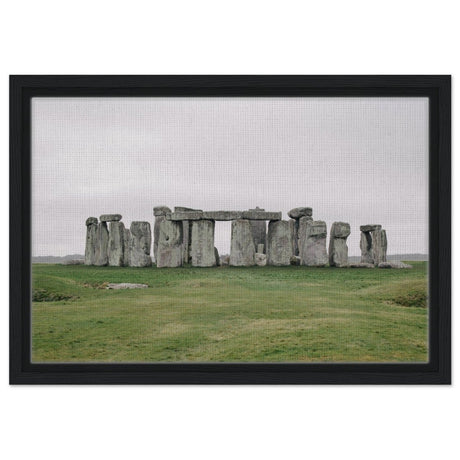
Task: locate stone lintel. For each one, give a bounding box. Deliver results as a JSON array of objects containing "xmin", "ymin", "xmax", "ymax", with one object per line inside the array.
[
  {"xmin": 360, "ymin": 224, "xmax": 382, "ymax": 233},
  {"xmin": 242, "ymin": 210, "xmax": 282, "ymax": 220},
  {"xmin": 202, "ymin": 211, "xmax": 243, "ymax": 221},
  {"xmin": 169, "ymin": 211, "xmax": 204, "ymax": 221},
  {"xmin": 287, "ymin": 207, "xmax": 313, "ymax": 219},
  {"xmin": 100, "ymin": 214, "xmax": 122, "ymax": 222}
]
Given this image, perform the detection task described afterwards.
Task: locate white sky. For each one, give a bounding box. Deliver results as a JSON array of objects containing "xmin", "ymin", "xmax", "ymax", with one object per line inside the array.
[{"xmin": 31, "ymin": 97, "xmax": 429, "ymax": 257}]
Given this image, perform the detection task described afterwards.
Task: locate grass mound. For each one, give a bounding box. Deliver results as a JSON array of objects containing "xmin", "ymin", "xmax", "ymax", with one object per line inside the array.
[{"xmin": 32, "ymin": 288, "xmax": 77, "ymax": 302}]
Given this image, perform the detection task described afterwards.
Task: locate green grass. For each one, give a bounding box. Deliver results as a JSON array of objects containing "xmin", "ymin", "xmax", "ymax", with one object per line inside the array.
[{"xmin": 31, "ymin": 262, "xmax": 429, "ymax": 363}]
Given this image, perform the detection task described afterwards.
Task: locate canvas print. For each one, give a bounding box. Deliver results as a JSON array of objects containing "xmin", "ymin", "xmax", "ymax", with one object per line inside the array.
[{"xmin": 31, "ymin": 97, "xmax": 429, "ymax": 363}]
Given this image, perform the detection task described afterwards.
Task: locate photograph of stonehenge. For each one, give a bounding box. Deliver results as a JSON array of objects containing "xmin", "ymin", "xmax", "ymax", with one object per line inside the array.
[
  {"xmin": 85, "ymin": 206, "xmax": 412, "ymax": 270},
  {"xmin": 31, "ymin": 96, "xmax": 428, "ymax": 363}
]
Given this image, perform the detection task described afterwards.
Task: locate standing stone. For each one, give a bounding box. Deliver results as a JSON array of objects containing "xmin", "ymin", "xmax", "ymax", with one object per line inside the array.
[
  {"xmin": 299, "ymin": 220, "xmax": 328, "ymax": 266},
  {"xmin": 247, "ymin": 207, "xmax": 267, "ymax": 253},
  {"xmin": 257, "ymin": 243, "xmax": 264, "ymax": 254},
  {"xmin": 153, "ymin": 206, "xmax": 171, "ymax": 263},
  {"xmin": 94, "ymin": 222, "xmax": 109, "ymax": 266},
  {"xmin": 108, "ymin": 221, "xmax": 125, "ymax": 266},
  {"xmin": 190, "ymin": 220, "xmax": 216, "ymax": 267},
  {"xmin": 123, "ymin": 228, "xmax": 131, "ymax": 266},
  {"xmin": 267, "ymin": 220, "xmax": 293, "ymax": 266},
  {"xmin": 328, "ymin": 222, "xmax": 351, "ymax": 267},
  {"xmin": 230, "ymin": 219, "xmax": 256, "ymax": 266},
  {"xmin": 156, "ymin": 220, "xmax": 183, "ymax": 268},
  {"xmin": 214, "ymin": 247, "xmax": 220, "ymax": 266},
  {"xmin": 175, "ymin": 207, "xmax": 200, "ymax": 264},
  {"xmin": 289, "ymin": 219, "xmax": 299, "ymax": 256},
  {"xmin": 128, "ymin": 221, "xmax": 152, "ymax": 267},
  {"xmin": 84, "ymin": 217, "xmax": 98, "ymax": 265},
  {"xmin": 360, "ymin": 225, "xmax": 387, "ymax": 266}
]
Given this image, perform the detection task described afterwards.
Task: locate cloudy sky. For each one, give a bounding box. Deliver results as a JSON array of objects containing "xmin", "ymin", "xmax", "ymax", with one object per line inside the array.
[{"xmin": 32, "ymin": 97, "xmax": 429, "ymax": 257}]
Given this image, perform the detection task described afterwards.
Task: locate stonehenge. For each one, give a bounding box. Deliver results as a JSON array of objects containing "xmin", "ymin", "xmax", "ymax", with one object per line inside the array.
[{"xmin": 84, "ymin": 206, "xmax": 400, "ymax": 269}]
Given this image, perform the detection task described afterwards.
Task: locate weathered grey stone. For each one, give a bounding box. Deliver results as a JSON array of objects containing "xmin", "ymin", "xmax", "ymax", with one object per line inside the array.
[
  {"xmin": 169, "ymin": 211, "xmax": 203, "ymax": 221},
  {"xmin": 108, "ymin": 221, "xmax": 125, "ymax": 266},
  {"xmin": 287, "ymin": 207, "xmax": 313, "ymax": 219},
  {"xmin": 242, "ymin": 210, "xmax": 282, "ymax": 220},
  {"xmin": 156, "ymin": 220, "xmax": 183, "ymax": 268},
  {"xmin": 85, "ymin": 217, "xmax": 98, "ymax": 226},
  {"xmin": 330, "ymin": 222, "xmax": 351, "ymax": 238},
  {"xmin": 94, "ymin": 222, "xmax": 109, "ymax": 266},
  {"xmin": 128, "ymin": 221, "xmax": 152, "ymax": 267},
  {"xmin": 267, "ymin": 220, "xmax": 293, "ymax": 266},
  {"xmin": 257, "ymin": 244, "xmax": 264, "ymax": 254},
  {"xmin": 84, "ymin": 218, "xmax": 98, "ymax": 265},
  {"xmin": 329, "ymin": 222, "xmax": 351, "ymax": 267},
  {"xmin": 378, "ymin": 261, "xmax": 412, "ymax": 269},
  {"xmin": 202, "ymin": 211, "xmax": 243, "ymax": 221},
  {"xmin": 214, "ymin": 247, "xmax": 220, "ymax": 266},
  {"xmin": 153, "ymin": 215, "xmax": 166, "ymax": 262},
  {"xmin": 175, "ymin": 206, "xmax": 203, "ymax": 212},
  {"xmin": 153, "ymin": 206, "xmax": 171, "ymax": 217},
  {"xmin": 299, "ymin": 220, "xmax": 328, "ymax": 267},
  {"xmin": 107, "ymin": 283, "xmax": 148, "ymax": 289},
  {"xmin": 230, "ymin": 220, "xmax": 256, "ymax": 266},
  {"xmin": 289, "ymin": 219, "xmax": 299, "ymax": 256},
  {"xmin": 181, "ymin": 220, "xmax": 191, "ymax": 264},
  {"xmin": 360, "ymin": 225, "xmax": 387, "ymax": 265},
  {"xmin": 255, "ymin": 253, "xmax": 267, "ymax": 266},
  {"xmin": 248, "ymin": 209, "xmax": 267, "ymax": 253},
  {"xmin": 100, "ymin": 214, "xmax": 122, "ymax": 223},
  {"xmin": 360, "ymin": 224, "xmax": 382, "ymax": 233},
  {"xmin": 190, "ymin": 220, "xmax": 216, "ymax": 267},
  {"xmin": 123, "ymin": 228, "xmax": 131, "ymax": 266},
  {"xmin": 220, "ymin": 254, "xmax": 230, "ymax": 266},
  {"xmin": 348, "ymin": 262, "xmax": 375, "ymax": 268},
  {"xmin": 290, "ymin": 255, "xmax": 301, "ymax": 266}
]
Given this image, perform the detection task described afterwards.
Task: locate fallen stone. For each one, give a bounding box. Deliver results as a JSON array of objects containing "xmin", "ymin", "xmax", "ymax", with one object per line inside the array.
[
  {"xmin": 348, "ymin": 262, "xmax": 375, "ymax": 268},
  {"xmin": 63, "ymin": 259, "xmax": 84, "ymax": 265},
  {"xmin": 299, "ymin": 220, "xmax": 328, "ymax": 267},
  {"xmin": 85, "ymin": 217, "xmax": 98, "ymax": 226},
  {"xmin": 267, "ymin": 220, "xmax": 293, "ymax": 266},
  {"xmin": 84, "ymin": 218, "xmax": 99, "ymax": 265},
  {"xmin": 156, "ymin": 220, "xmax": 183, "ymax": 268},
  {"xmin": 287, "ymin": 207, "xmax": 313, "ymax": 219},
  {"xmin": 153, "ymin": 206, "xmax": 171, "ymax": 217},
  {"xmin": 94, "ymin": 222, "xmax": 109, "ymax": 266},
  {"xmin": 242, "ymin": 210, "xmax": 282, "ymax": 220},
  {"xmin": 106, "ymin": 283, "xmax": 148, "ymax": 290},
  {"xmin": 290, "ymin": 255, "xmax": 301, "ymax": 266},
  {"xmin": 128, "ymin": 221, "xmax": 152, "ymax": 267},
  {"xmin": 378, "ymin": 261, "xmax": 413, "ymax": 269},
  {"xmin": 202, "ymin": 211, "xmax": 243, "ymax": 221},
  {"xmin": 230, "ymin": 219, "xmax": 256, "ymax": 266},
  {"xmin": 108, "ymin": 221, "xmax": 125, "ymax": 266},
  {"xmin": 100, "ymin": 214, "xmax": 122, "ymax": 222},
  {"xmin": 255, "ymin": 253, "xmax": 267, "ymax": 266},
  {"xmin": 169, "ymin": 211, "xmax": 204, "ymax": 221},
  {"xmin": 190, "ymin": 220, "xmax": 216, "ymax": 267}
]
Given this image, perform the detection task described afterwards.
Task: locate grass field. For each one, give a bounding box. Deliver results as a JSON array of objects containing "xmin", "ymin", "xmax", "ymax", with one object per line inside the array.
[{"xmin": 31, "ymin": 262, "xmax": 428, "ymax": 363}]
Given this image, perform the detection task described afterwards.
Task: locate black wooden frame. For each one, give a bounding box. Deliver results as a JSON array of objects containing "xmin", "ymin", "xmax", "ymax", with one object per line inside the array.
[{"xmin": 10, "ymin": 75, "xmax": 451, "ymax": 384}]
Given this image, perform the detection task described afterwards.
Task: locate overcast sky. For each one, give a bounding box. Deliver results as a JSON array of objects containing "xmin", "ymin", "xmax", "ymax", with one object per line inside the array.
[{"xmin": 32, "ymin": 97, "xmax": 429, "ymax": 257}]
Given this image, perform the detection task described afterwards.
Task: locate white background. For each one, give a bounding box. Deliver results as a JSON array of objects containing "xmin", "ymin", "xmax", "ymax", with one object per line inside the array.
[{"xmin": 0, "ymin": 1, "xmax": 457, "ymax": 459}]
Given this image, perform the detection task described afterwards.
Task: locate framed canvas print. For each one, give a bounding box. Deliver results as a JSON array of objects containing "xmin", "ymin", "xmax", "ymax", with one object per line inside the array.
[{"xmin": 10, "ymin": 75, "xmax": 451, "ymax": 384}]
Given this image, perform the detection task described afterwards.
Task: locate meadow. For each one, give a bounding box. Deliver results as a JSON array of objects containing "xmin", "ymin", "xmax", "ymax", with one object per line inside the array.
[{"xmin": 31, "ymin": 262, "xmax": 428, "ymax": 363}]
